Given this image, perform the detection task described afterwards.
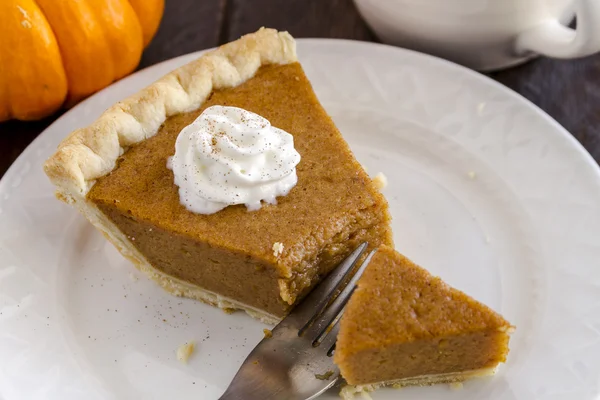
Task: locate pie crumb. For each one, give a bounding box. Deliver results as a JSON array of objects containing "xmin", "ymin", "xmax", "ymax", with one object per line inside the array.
[
  {"xmin": 176, "ymin": 341, "xmax": 195, "ymax": 363},
  {"xmin": 340, "ymin": 385, "xmax": 374, "ymax": 400},
  {"xmin": 477, "ymin": 102, "xmax": 486, "ymax": 115},
  {"xmin": 467, "ymin": 171, "xmax": 477, "ymax": 180},
  {"xmin": 498, "ymin": 325, "xmax": 516, "ymax": 334},
  {"xmin": 263, "ymin": 328, "xmax": 273, "ymax": 338},
  {"xmin": 272, "ymin": 242, "xmax": 284, "ymax": 257},
  {"xmin": 449, "ymin": 382, "xmax": 463, "ymax": 390},
  {"xmin": 373, "ymin": 172, "xmax": 387, "ymax": 190},
  {"xmin": 315, "ymin": 370, "xmax": 334, "ymax": 380}
]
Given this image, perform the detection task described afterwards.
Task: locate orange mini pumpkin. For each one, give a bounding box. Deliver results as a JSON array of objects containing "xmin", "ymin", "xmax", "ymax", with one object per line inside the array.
[{"xmin": 0, "ymin": 0, "xmax": 164, "ymax": 122}]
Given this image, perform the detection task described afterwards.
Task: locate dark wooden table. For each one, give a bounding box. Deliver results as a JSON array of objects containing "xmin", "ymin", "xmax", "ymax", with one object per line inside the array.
[{"xmin": 2, "ymin": 0, "xmax": 599, "ymax": 179}]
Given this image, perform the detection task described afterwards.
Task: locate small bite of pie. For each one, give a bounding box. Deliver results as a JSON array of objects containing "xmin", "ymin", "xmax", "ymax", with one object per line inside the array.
[
  {"xmin": 44, "ymin": 28, "xmax": 392, "ymax": 324},
  {"xmin": 335, "ymin": 245, "xmax": 513, "ymax": 394}
]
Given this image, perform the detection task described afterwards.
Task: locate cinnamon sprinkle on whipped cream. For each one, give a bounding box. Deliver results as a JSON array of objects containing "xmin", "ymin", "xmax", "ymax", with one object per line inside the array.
[{"xmin": 168, "ymin": 106, "xmax": 301, "ymax": 214}]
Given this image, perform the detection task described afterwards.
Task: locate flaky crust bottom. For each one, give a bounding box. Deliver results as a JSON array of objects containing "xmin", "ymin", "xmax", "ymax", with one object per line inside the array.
[
  {"xmin": 339, "ymin": 367, "xmax": 498, "ymax": 399},
  {"xmin": 62, "ymin": 191, "xmax": 280, "ymax": 325},
  {"xmin": 134, "ymin": 258, "xmax": 280, "ymax": 325}
]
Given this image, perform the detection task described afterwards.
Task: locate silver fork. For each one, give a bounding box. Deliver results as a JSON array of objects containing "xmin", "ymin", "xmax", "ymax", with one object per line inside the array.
[{"xmin": 218, "ymin": 243, "xmax": 376, "ymax": 400}]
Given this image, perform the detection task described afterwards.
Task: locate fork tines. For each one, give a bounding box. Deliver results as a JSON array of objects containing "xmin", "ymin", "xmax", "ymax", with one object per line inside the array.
[
  {"xmin": 218, "ymin": 242, "xmax": 377, "ymax": 400},
  {"xmin": 282, "ymin": 242, "xmax": 376, "ymax": 346}
]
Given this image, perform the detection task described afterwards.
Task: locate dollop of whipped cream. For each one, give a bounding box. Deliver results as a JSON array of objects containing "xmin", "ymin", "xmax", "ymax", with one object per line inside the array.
[{"xmin": 168, "ymin": 105, "xmax": 301, "ymax": 214}]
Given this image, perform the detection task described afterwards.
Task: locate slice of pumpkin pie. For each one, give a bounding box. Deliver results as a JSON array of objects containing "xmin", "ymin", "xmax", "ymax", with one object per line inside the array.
[
  {"xmin": 44, "ymin": 28, "xmax": 392, "ymax": 324},
  {"xmin": 335, "ymin": 245, "xmax": 513, "ymax": 393}
]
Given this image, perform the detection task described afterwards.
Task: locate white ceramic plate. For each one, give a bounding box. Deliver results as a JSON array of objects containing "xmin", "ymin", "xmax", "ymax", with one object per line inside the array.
[{"xmin": 1, "ymin": 39, "xmax": 600, "ymax": 400}]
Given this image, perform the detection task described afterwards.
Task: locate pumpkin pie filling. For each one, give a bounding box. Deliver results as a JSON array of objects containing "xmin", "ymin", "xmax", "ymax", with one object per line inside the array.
[
  {"xmin": 87, "ymin": 63, "xmax": 392, "ymax": 318},
  {"xmin": 335, "ymin": 245, "xmax": 513, "ymax": 391}
]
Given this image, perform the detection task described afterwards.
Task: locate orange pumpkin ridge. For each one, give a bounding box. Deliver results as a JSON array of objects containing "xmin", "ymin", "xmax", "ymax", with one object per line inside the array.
[
  {"xmin": 35, "ymin": 0, "xmax": 144, "ymax": 105},
  {"xmin": 2, "ymin": 0, "xmax": 163, "ymax": 121},
  {"xmin": 86, "ymin": 0, "xmax": 144, "ymax": 82},
  {"xmin": 0, "ymin": 0, "xmax": 68, "ymax": 121},
  {"xmin": 129, "ymin": 0, "xmax": 165, "ymax": 48}
]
